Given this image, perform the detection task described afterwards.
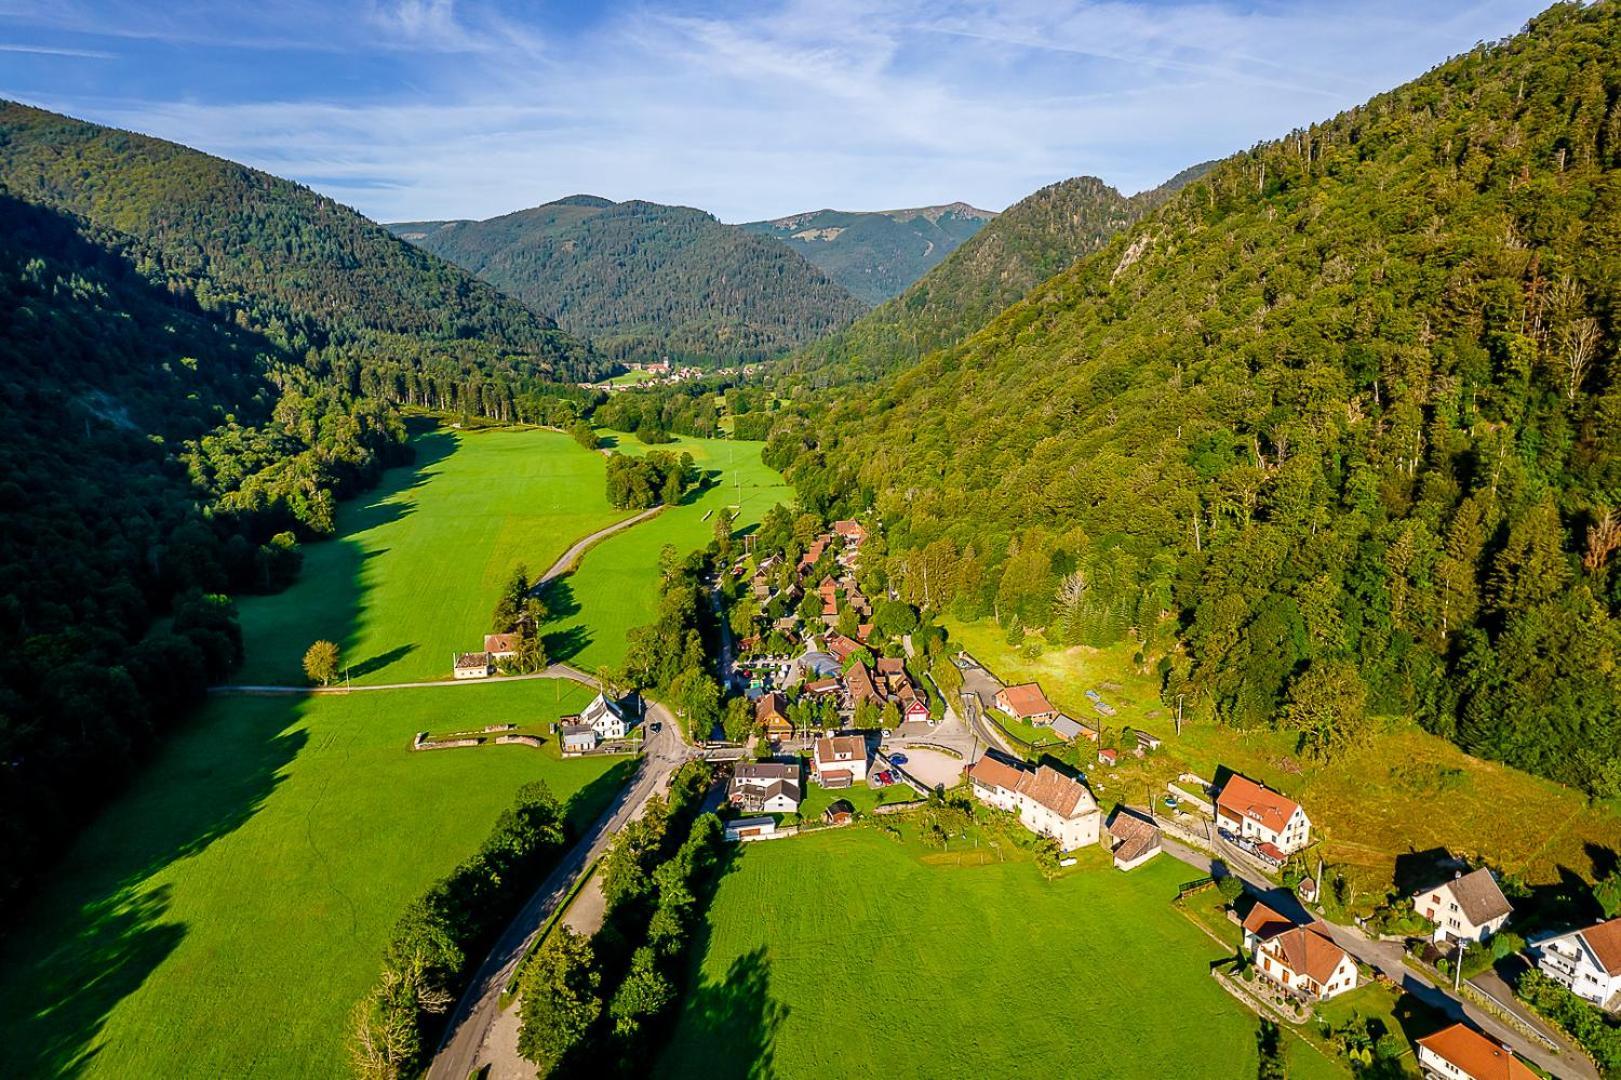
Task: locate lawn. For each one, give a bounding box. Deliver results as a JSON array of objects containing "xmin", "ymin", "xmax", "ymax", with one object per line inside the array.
[
  {"xmin": 657, "ymin": 830, "xmax": 1268, "ymax": 1079},
  {"xmin": 607, "ymin": 368, "xmax": 658, "ymax": 385},
  {"xmin": 939, "ymin": 618, "xmax": 1621, "ymax": 903},
  {"xmin": 235, "ymin": 425, "xmax": 628, "ymax": 686},
  {"xmin": 539, "ymin": 432, "xmax": 792, "ymax": 672},
  {"xmin": 0, "ymin": 680, "xmax": 628, "ymax": 1078}
]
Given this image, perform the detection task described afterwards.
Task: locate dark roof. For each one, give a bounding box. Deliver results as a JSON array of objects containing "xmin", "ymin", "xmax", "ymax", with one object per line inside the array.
[
  {"xmin": 559, "ymin": 723, "xmax": 595, "ymax": 738},
  {"xmin": 734, "ymin": 762, "xmax": 799, "ymax": 782},
  {"xmin": 1420, "ymin": 868, "xmax": 1513, "ymax": 927}
]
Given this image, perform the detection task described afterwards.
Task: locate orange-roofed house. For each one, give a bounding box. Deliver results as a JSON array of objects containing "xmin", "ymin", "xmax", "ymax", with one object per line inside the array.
[
  {"xmin": 1417, "ymin": 1023, "xmax": 1538, "ymax": 1080},
  {"xmin": 1241, "ymin": 900, "xmax": 1295, "ymax": 951},
  {"xmin": 813, "ymin": 734, "xmax": 869, "ymax": 789},
  {"xmin": 966, "ymin": 756, "xmax": 1100, "ymax": 850},
  {"xmin": 832, "ymin": 519, "xmax": 868, "ymax": 546},
  {"xmin": 1536, "ymin": 917, "xmax": 1621, "ymax": 1011},
  {"xmin": 1216, "ymin": 773, "xmax": 1312, "ymax": 855},
  {"xmin": 1255, "ymin": 923, "xmax": 1358, "ymax": 1001},
  {"xmin": 994, "ymin": 682, "xmax": 1058, "ymax": 724},
  {"xmin": 484, "ymin": 632, "xmax": 520, "ymax": 660}
]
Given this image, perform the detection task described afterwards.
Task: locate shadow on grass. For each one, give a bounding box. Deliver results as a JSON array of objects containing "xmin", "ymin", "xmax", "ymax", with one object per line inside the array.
[
  {"xmin": 539, "ymin": 578, "xmax": 582, "ymax": 621},
  {"xmin": 348, "ymin": 643, "xmax": 417, "ymax": 680},
  {"xmin": 543, "ymin": 624, "xmax": 594, "ymax": 666},
  {"xmin": 0, "ymin": 428, "xmax": 459, "ymax": 1077},
  {"xmin": 562, "ymin": 759, "xmax": 640, "ymax": 836}
]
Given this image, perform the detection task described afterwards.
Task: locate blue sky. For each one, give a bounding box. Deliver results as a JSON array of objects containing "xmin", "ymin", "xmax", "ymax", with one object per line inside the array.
[{"xmin": 0, "ymin": 0, "xmax": 1553, "ymax": 223}]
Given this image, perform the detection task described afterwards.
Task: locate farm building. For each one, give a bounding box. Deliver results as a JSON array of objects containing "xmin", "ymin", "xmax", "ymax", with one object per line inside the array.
[
  {"xmin": 483, "ymin": 633, "xmax": 520, "ymax": 660},
  {"xmin": 559, "ymin": 724, "xmax": 598, "ymax": 754},
  {"xmin": 453, "ymin": 652, "xmax": 493, "ymax": 679},
  {"xmin": 967, "ymin": 756, "xmax": 1100, "ymax": 851},
  {"xmin": 1103, "ymin": 809, "xmax": 1161, "ymax": 871}
]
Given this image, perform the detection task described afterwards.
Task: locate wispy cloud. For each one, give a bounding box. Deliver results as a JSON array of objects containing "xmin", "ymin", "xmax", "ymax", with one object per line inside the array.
[
  {"xmin": 1, "ymin": 0, "xmax": 1552, "ymax": 223},
  {"xmin": 0, "ymin": 42, "xmax": 115, "ymax": 58}
]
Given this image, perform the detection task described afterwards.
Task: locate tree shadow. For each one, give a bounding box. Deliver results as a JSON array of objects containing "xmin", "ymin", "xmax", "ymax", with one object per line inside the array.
[
  {"xmin": 1391, "ymin": 848, "xmax": 1465, "ymax": 896},
  {"xmin": 348, "ymin": 643, "xmax": 418, "ymax": 680},
  {"xmin": 1584, "ymin": 842, "xmax": 1618, "ymax": 881},
  {"xmin": 659, "ymin": 946, "xmax": 786, "ymax": 1080},
  {"xmin": 1518, "ymin": 864, "xmax": 1602, "ymax": 936},
  {"xmin": 0, "ymin": 424, "xmax": 458, "ymax": 1073},
  {"xmin": 539, "ymin": 577, "xmax": 583, "ymax": 621},
  {"xmin": 543, "ymin": 625, "xmax": 594, "ymax": 666}
]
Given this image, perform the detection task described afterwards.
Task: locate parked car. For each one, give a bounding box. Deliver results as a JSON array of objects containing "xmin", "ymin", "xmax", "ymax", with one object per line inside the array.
[{"xmin": 888, "ymin": 753, "xmax": 908, "ymax": 766}]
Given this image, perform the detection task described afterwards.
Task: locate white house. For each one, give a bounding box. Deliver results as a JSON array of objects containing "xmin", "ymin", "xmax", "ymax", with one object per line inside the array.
[
  {"xmin": 1254, "ymin": 923, "xmax": 1358, "ymax": 1001},
  {"xmin": 1413, "ymin": 868, "xmax": 1514, "ymax": 944},
  {"xmin": 453, "ymin": 652, "xmax": 493, "ymax": 679},
  {"xmin": 1536, "ymin": 917, "xmax": 1621, "ymax": 1011},
  {"xmin": 813, "ymin": 735, "xmax": 869, "ymax": 789},
  {"xmin": 1241, "ymin": 900, "xmax": 1295, "ymax": 952},
  {"xmin": 580, "ymin": 694, "xmax": 628, "ymax": 740},
  {"xmin": 559, "ymin": 723, "xmax": 598, "ymax": 755},
  {"xmin": 1216, "ymin": 774, "xmax": 1312, "ymax": 857},
  {"xmin": 730, "ymin": 762, "xmax": 802, "ymax": 814},
  {"xmin": 966, "ymin": 756, "xmax": 1100, "ymax": 851},
  {"xmin": 1416, "ymin": 1023, "xmax": 1537, "ymax": 1080}
]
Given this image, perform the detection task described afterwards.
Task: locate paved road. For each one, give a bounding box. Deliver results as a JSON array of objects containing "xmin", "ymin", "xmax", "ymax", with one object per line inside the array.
[
  {"xmin": 427, "ymin": 702, "xmax": 691, "ymax": 1080},
  {"xmin": 534, "ymin": 505, "xmax": 664, "ymax": 587},
  {"xmin": 211, "ymin": 661, "xmax": 604, "ymax": 696},
  {"xmin": 1158, "ymin": 834, "xmax": 1595, "ymax": 1079}
]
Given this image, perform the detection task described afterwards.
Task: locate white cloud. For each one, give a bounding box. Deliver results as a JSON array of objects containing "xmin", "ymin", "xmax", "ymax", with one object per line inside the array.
[{"xmin": 3, "ymin": 0, "xmax": 1553, "ymax": 222}]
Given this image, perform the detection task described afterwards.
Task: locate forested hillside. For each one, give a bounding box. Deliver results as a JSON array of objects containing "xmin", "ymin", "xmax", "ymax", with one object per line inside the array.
[
  {"xmin": 391, "ymin": 197, "xmax": 867, "ymax": 366},
  {"xmin": 778, "ymin": 1, "xmax": 1621, "ymax": 795},
  {"xmin": 786, "ymin": 170, "xmax": 1207, "ymax": 384},
  {"xmin": 0, "ymin": 105, "xmax": 604, "ymax": 920},
  {"xmin": 740, "ymin": 202, "xmax": 994, "ymax": 304}
]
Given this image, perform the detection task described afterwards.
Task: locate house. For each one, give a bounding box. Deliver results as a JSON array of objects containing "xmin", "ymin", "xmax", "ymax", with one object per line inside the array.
[
  {"xmin": 1416, "ymin": 1023, "xmax": 1537, "ymax": 1080},
  {"xmin": 966, "ymin": 756, "xmax": 1100, "ymax": 851},
  {"xmin": 844, "ymin": 662, "xmax": 885, "ymax": 710},
  {"xmin": 453, "ymin": 652, "xmax": 493, "ymax": 679},
  {"xmin": 1536, "ymin": 917, "xmax": 1621, "ymax": 1011},
  {"xmin": 832, "ymin": 519, "xmax": 868, "ymax": 546},
  {"xmin": 813, "ymin": 735, "xmax": 869, "ymax": 788},
  {"xmin": 1097, "ymin": 747, "xmax": 1118, "ymax": 767},
  {"xmin": 1051, "ymin": 715, "xmax": 1085, "ymax": 742},
  {"xmin": 484, "ymin": 633, "xmax": 520, "ymax": 660},
  {"xmin": 1241, "ymin": 900, "xmax": 1295, "ymax": 951},
  {"xmin": 1414, "ymin": 868, "xmax": 1513, "ymax": 944},
  {"xmin": 724, "ymin": 816, "xmax": 777, "ymax": 842},
  {"xmin": 823, "ymin": 799, "xmax": 855, "ymax": 825},
  {"xmin": 1216, "ymin": 773, "xmax": 1312, "ymax": 855},
  {"xmin": 730, "ymin": 762, "xmax": 802, "ymax": 813},
  {"xmin": 756, "ymin": 692, "xmax": 793, "ymax": 741},
  {"xmin": 798, "ymin": 537, "xmax": 830, "ymax": 574},
  {"xmin": 824, "ymin": 633, "xmax": 863, "ymax": 664},
  {"xmin": 902, "ymin": 698, "xmax": 932, "ymax": 726},
  {"xmin": 1255, "ymin": 923, "xmax": 1358, "ymax": 1001},
  {"xmin": 1298, "ymin": 877, "xmax": 1320, "ymax": 904},
  {"xmin": 576, "ymin": 693, "xmax": 628, "ymax": 740},
  {"xmin": 1104, "ymin": 808, "xmax": 1161, "ymax": 870},
  {"xmin": 559, "ymin": 723, "xmax": 598, "ymax": 754},
  {"xmin": 817, "ymin": 576, "xmax": 841, "ymax": 623},
  {"xmin": 994, "ymin": 682, "xmax": 1058, "ymax": 724}
]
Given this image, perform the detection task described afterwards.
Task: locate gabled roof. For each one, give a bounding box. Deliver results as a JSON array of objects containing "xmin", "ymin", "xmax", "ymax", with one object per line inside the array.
[
  {"xmin": 1577, "ymin": 917, "xmax": 1621, "ymax": 976},
  {"xmin": 581, "ymin": 693, "xmax": 623, "ymax": 728},
  {"xmin": 1262, "ymin": 924, "xmax": 1348, "ymax": 986},
  {"xmin": 734, "ymin": 762, "xmax": 798, "ymax": 782},
  {"xmin": 755, "ymin": 691, "xmax": 789, "ymax": 724},
  {"xmin": 1217, "ymin": 774, "xmax": 1302, "ymax": 834},
  {"xmin": 814, "ymin": 734, "xmax": 866, "ymax": 765},
  {"xmin": 967, "ymin": 755, "xmax": 1026, "ymax": 793},
  {"xmin": 844, "ymin": 662, "xmax": 884, "ymax": 705},
  {"xmin": 1106, "ymin": 809, "xmax": 1160, "ymax": 862},
  {"xmin": 1417, "ymin": 1024, "xmax": 1537, "ymax": 1080},
  {"xmin": 832, "ymin": 519, "xmax": 867, "ymax": 543},
  {"xmin": 759, "ymin": 779, "xmax": 801, "ymax": 804},
  {"xmin": 559, "ymin": 723, "xmax": 596, "ymax": 738},
  {"xmin": 997, "ymin": 682, "xmax": 1055, "ymax": 717},
  {"xmin": 1418, "ymin": 868, "xmax": 1513, "ymax": 927},
  {"xmin": 1241, "ymin": 901, "xmax": 1293, "ymax": 942},
  {"xmin": 968, "ymin": 757, "xmax": 1095, "ymax": 820},
  {"xmin": 824, "ymin": 633, "xmax": 862, "ymax": 662},
  {"xmin": 484, "ymin": 632, "xmax": 520, "ymax": 653},
  {"xmin": 454, "ymin": 651, "xmax": 492, "ymax": 668},
  {"xmin": 875, "ymin": 657, "xmax": 906, "ymax": 676}
]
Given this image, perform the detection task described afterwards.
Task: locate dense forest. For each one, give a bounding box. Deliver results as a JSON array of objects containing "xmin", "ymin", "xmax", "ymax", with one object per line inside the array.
[
  {"xmin": 740, "ymin": 202, "xmax": 994, "ymax": 305},
  {"xmin": 0, "ymin": 105, "xmax": 604, "ymax": 920},
  {"xmin": 788, "ymin": 165, "xmax": 1212, "ymax": 385},
  {"xmin": 775, "ymin": 2, "xmax": 1621, "ymax": 795},
  {"xmin": 391, "ymin": 197, "xmax": 867, "ymax": 366}
]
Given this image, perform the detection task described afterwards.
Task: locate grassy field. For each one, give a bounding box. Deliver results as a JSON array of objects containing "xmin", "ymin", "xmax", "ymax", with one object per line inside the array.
[
  {"xmin": 607, "ymin": 368, "xmax": 658, "ymax": 385},
  {"xmin": 234, "ymin": 426, "xmax": 627, "ymax": 686},
  {"xmin": 539, "ymin": 432, "xmax": 792, "ymax": 672},
  {"xmin": 0, "ymin": 681, "xmax": 626, "ymax": 1078},
  {"xmin": 657, "ymin": 830, "xmax": 1269, "ymax": 1079},
  {"xmin": 941, "ymin": 619, "xmax": 1621, "ymax": 901}
]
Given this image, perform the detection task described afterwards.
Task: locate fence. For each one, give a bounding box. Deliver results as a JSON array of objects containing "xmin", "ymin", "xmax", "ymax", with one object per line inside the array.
[{"xmin": 1177, "ymin": 875, "xmax": 1215, "ymax": 898}]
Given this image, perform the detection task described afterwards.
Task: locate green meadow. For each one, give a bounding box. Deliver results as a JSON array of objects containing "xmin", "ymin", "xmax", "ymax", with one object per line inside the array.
[
  {"xmin": 0, "ymin": 681, "xmax": 626, "ymax": 1078},
  {"xmin": 540, "ymin": 432, "xmax": 792, "ymax": 672},
  {"xmin": 234, "ymin": 426, "xmax": 627, "ymax": 686},
  {"xmin": 0, "ymin": 424, "xmax": 792, "ymax": 1077},
  {"xmin": 657, "ymin": 830, "xmax": 1267, "ymax": 1080}
]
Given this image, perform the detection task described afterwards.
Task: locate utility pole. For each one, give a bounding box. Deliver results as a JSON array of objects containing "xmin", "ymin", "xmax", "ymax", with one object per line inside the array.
[{"xmin": 1175, "ymin": 694, "xmax": 1184, "ymax": 736}]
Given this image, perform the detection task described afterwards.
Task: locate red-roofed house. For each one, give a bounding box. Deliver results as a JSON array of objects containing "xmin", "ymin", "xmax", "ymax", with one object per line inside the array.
[
  {"xmin": 994, "ymin": 682, "xmax": 1058, "ymax": 723},
  {"xmin": 1241, "ymin": 900, "xmax": 1294, "ymax": 951},
  {"xmin": 966, "ymin": 756, "xmax": 1099, "ymax": 850},
  {"xmin": 1216, "ymin": 774, "xmax": 1312, "ymax": 855},
  {"xmin": 1417, "ymin": 1023, "xmax": 1538, "ymax": 1080},
  {"xmin": 1537, "ymin": 917, "xmax": 1621, "ymax": 1011},
  {"xmin": 832, "ymin": 519, "xmax": 868, "ymax": 546},
  {"xmin": 484, "ymin": 633, "xmax": 520, "ymax": 660},
  {"xmin": 1256, "ymin": 923, "xmax": 1357, "ymax": 1001}
]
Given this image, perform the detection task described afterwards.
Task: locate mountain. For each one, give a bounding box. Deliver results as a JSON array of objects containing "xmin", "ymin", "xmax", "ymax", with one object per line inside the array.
[
  {"xmin": 0, "ymin": 102, "xmax": 604, "ymax": 919},
  {"xmin": 779, "ymin": 3, "xmax": 1621, "ymax": 796},
  {"xmin": 786, "ymin": 168, "xmax": 1210, "ymax": 384},
  {"xmin": 390, "ymin": 197, "xmax": 868, "ymax": 366},
  {"xmin": 740, "ymin": 202, "xmax": 996, "ymax": 304}
]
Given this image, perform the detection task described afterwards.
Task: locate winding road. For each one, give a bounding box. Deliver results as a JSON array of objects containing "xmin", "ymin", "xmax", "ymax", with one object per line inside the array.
[{"xmin": 536, "ymin": 504, "xmax": 665, "ymax": 586}]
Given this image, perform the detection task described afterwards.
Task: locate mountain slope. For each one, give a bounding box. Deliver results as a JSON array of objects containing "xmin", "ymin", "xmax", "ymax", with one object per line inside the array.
[
  {"xmin": 787, "ymin": 173, "xmax": 1173, "ymax": 383},
  {"xmin": 740, "ymin": 202, "xmax": 995, "ymax": 304},
  {"xmin": 390, "ymin": 197, "xmax": 867, "ymax": 366},
  {"xmin": 785, "ymin": 2, "xmax": 1621, "ymax": 795},
  {"xmin": 0, "ymin": 101, "xmax": 602, "ymax": 388}
]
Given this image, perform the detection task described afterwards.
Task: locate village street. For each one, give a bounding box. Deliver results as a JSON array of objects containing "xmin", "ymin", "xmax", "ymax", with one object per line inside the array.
[
  {"xmin": 1158, "ymin": 836, "xmax": 1597, "ymax": 1080},
  {"xmin": 427, "ymin": 701, "xmax": 690, "ymax": 1080}
]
